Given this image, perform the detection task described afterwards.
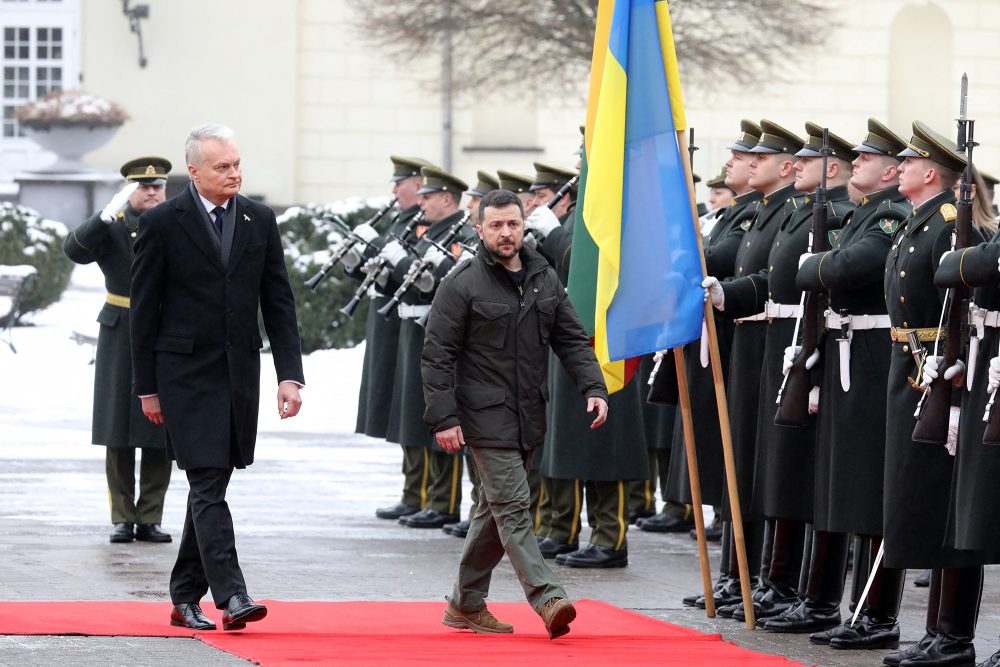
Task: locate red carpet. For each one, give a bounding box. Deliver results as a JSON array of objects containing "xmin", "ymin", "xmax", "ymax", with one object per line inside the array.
[{"xmin": 0, "ymin": 599, "xmax": 808, "ymax": 665}]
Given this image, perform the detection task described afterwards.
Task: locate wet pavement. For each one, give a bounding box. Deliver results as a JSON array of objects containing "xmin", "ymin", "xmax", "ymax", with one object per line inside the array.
[{"xmin": 3, "ymin": 429, "xmax": 1000, "ymax": 666}]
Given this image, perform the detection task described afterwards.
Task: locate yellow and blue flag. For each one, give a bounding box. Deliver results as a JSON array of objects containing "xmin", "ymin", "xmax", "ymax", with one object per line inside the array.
[{"xmin": 567, "ymin": 0, "xmax": 703, "ymax": 392}]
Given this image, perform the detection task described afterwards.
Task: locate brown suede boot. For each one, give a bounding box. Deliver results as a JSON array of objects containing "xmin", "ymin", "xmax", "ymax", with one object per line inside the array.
[
  {"xmin": 540, "ymin": 597, "xmax": 577, "ymax": 639},
  {"xmin": 442, "ymin": 602, "xmax": 514, "ymax": 634}
]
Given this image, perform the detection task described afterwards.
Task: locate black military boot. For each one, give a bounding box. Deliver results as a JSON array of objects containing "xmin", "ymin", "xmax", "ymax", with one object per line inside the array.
[
  {"xmin": 899, "ymin": 566, "xmax": 983, "ymax": 666},
  {"xmin": 683, "ymin": 521, "xmax": 731, "ymax": 608},
  {"xmin": 830, "ymin": 558, "xmax": 905, "ymax": 650},
  {"xmin": 761, "ymin": 530, "xmax": 849, "ymax": 633},
  {"xmin": 733, "ymin": 519, "xmax": 804, "ymax": 622},
  {"xmin": 883, "ymin": 570, "xmax": 941, "ymax": 666}
]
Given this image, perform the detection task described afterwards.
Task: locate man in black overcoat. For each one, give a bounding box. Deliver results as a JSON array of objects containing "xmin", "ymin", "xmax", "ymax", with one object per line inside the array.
[{"xmin": 131, "ymin": 124, "xmax": 304, "ymax": 632}]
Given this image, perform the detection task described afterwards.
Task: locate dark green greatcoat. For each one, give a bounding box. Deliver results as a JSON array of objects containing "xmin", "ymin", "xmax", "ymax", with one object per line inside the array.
[
  {"xmin": 537, "ymin": 213, "xmax": 649, "ymax": 482},
  {"xmin": 63, "ymin": 208, "xmax": 164, "ymax": 449},
  {"xmin": 354, "ymin": 205, "xmax": 421, "ymax": 438},
  {"xmin": 665, "ymin": 191, "xmax": 759, "ymax": 505},
  {"xmin": 798, "ymin": 187, "xmax": 909, "ymax": 535},
  {"xmin": 882, "ymin": 189, "xmax": 982, "ymax": 569}
]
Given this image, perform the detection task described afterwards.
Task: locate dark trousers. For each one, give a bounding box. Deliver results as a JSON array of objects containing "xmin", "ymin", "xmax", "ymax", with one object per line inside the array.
[
  {"xmin": 169, "ymin": 467, "xmax": 245, "ymax": 609},
  {"xmin": 426, "ymin": 450, "xmax": 463, "ymax": 515},
  {"xmin": 400, "ymin": 447, "xmax": 428, "ymax": 509},
  {"xmin": 106, "ymin": 447, "xmax": 172, "ymax": 524}
]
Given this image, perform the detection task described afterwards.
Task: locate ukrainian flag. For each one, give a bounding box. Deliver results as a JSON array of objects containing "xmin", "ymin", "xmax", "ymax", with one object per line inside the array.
[{"xmin": 568, "ymin": 0, "xmax": 703, "ymax": 393}]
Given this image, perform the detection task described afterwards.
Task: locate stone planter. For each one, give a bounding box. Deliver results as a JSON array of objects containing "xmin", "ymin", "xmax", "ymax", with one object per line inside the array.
[{"xmin": 22, "ymin": 124, "xmax": 121, "ymax": 173}]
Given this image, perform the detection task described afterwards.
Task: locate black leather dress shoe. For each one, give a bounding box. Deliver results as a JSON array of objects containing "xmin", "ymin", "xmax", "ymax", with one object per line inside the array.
[
  {"xmin": 828, "ymin": 614, "xmax": 900, "ymax": 650},
  {"xmin": 761, "ymin": 600, "xmax": 841, "ymax": 633},
  {"xmin": 537, "ymin": 537, "xmax": 577, "ymax": 559},
  {"xmin": 637, "ymin": 511, "xmax": 694, "ymax": 533},
  {"xmin": 443, "ymin": 519, "xmax": 470, "ymax": 538},
  {"xmin": 628, "ymin": 507, "xmax": 655, "ymax": 525},
  {"xmin": 400, "ymin": 508, "xmax": 460, "ymax": 528},
  {"xmin": 914, "ymin": 569, "xmax": 932, "ymax": 587},
  {"xmin": 555, "ymin": 543, "xmax": 628, "ymax": 568},
  {"xmin": 898, "ymin": 633, "xmax": 975, "ymax": 666},
  {"xmin": 375, "ymin": 502, "xmax": 421, "ymax": 520},
  {"xmin": 690, "ymin": 523, "xmax": 724, "ymax": 542},
  {"xmin": 977, "ymin": 649, "xmax": 1000, "ymax": 667},
  {"xmin": 222, "ymin": 593, "xmax": 267, "ymax": 631},
  {"xmin": 136, "ymin": 523, "xmax": 172, "ymax": 543},
  {"xmin": 884, "ymin": 633, "xmax": 936, "ymax": 666},
  {"xmin": 733, "ymin": 586, "xmax": 800, "ymax": 622},
  {"xmin": 109, "ymin": 522, "xmax": 134, "ymax": 543},
  {"xmin": 170, "ymin": 603, "xmax": 216, "ymax": 630}
]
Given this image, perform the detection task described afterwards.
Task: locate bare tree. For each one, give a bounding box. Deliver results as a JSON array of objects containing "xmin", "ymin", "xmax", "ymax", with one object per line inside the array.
[{"xmin": 349, "ymin": 0, "xmax": 833, "ymax": 96}]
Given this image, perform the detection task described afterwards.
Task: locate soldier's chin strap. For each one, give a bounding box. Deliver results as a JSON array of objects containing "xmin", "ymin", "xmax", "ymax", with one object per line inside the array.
[{"xmin": 849, "ymin": 540, "xmax": 884, "ymax": 627}]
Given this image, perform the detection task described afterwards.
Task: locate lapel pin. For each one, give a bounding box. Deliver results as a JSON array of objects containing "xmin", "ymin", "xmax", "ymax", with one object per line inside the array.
[{"xmin": 243, "ymin": 213, "xmax": 251, "ymax": 222}]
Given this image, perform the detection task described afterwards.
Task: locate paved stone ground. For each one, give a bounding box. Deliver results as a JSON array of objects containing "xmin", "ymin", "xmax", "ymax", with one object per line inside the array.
[{"xmin": 2, "ymin": 430, "xmax": 999, "ymax": 666}]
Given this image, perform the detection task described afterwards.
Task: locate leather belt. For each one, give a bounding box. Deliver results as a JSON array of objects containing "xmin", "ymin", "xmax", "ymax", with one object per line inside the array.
[
  {"xmin": 890, "ymin": 326, "xmax": 945, "ymax": 343},
  {"xmin": 824, "ymin": 313, "xmax": 891, "ymax": 331},
  {"xmin": 397, "ymin": 303, "xmax": 431, "ymax": 319},
  {"xmin": 105, "ymin": 292, "xmax": 130, "ymax": 309},
  {"xmin": 765, "ymin": 301, "xmax": 801, "ymax": 319}
]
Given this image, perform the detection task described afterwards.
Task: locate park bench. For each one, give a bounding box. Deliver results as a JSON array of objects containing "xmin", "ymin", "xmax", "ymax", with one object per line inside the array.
[
  {"xmin": 69, "ymin": 330, "xmax": 98, "ymax": 364},
  {"xmin": 0, "ymin": 265, "xmax": 38, "ymax": 353}
]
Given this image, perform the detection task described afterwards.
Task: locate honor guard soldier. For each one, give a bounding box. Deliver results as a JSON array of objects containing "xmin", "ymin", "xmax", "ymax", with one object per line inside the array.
[
  {"xmin": 64, "ymin": 156, "xmax": 174, "ymax": 544},
  {"xmin": 364, "ymin": 156, "xmax": 438, "ymax": 522},
  {"xmin": 380, "ymin": 166, "xmax": 477, "ymax": 529},
  {"xmin": 442, "ymin": 170, "xmax": 500, "ymax": 539},
  {"xmin": 672, "ymin": 121, "xmax": 763, "ymax": 610},
  {"xmin": 527, "ymin": 160, "xmax": 650, "ymax": 568},
  {"xmin": 880, "ymin": 121, "xmax": 985, "ymax": 667},
  {"xmin": 794, "ymin": 119, "xmax": 910, "ymax": 649},
  {"xmin": 743, "ymin": 123, "xmax": 856, "ymax": 630},
  {"xmin": 498, "ymin": 169, "xmax": 538, "ymax": 217},
  {"xmin": 702, "ymin": 119, "xmax": 802, "ymax": 609}
]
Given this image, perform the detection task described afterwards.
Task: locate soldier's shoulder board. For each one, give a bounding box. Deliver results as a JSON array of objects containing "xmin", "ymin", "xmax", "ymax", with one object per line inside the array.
[
  {"xmin": 879, "ymin": 219, "xmax": 901, "ymax": 235},
  {"xmin": 940, "ymin": 203, "xmax": 957, "ymax": 222}
]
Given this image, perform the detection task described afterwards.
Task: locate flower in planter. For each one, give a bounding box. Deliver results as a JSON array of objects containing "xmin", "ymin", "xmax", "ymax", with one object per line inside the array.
[{"xmin": 13, "ymin": 90, "xmax": 128, "ymax": 131}]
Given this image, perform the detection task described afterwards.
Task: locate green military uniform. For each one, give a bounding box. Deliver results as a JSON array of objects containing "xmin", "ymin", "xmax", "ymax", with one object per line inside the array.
[
  {"xmin": 386, "ymin": 167, "xmax": 478, "ymax": 527},
  {"xmin": 62, "ymin": 157, "xmax": 172, "ymax": 534},
  {"xmin": 531, "ymin": 162, "xmax": 649, "ymax": 565}
]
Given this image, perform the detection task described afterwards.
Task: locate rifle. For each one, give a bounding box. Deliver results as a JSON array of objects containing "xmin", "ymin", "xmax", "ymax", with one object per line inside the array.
[
  {"xmin": 688, "ymin": 127, "xmax": 699, "ymax": 189},
  {"xmin": 525, "ymin": 175, "xmax": 579, "ymax": 246},
  {"xmin": 304, "ymin": 197, "xmax": 397, "ymax": 290},
  {"xmin": 914, "ymin": 75, "xmax": 974, "ymax": 443},
  {"xmin": 414, "ymin": 240, "xmax": 479, "ymax": 329},
  {"xmin": 646, "ymin": 351, "xmax": 680, "ymax": 405},
  {"xmin": 377, "ymin": 211, "xmax": 471, "ymax": 319},
  {"xmin": 339, "ymin": 211, "xmax": 424, "ymax": 317},
  {"xmin": 774, "ymin": 128, "xmax": 831, "ymax": 427}
]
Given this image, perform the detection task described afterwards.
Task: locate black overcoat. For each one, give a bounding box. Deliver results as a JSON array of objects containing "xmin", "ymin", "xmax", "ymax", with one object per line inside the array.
[
  {"xmin": 798, "ymin": 187, "xmax": 909, "ymax": 534},
  {"xmin": 64, "ymin": 207, "xmax": 164, "ymax": 450},
  {"xmin": 130, "ymin": 188, "xmax": 304, "ymax": 470}
]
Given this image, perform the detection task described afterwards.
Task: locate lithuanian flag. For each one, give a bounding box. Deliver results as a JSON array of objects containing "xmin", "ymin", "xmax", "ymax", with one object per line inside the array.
[{"xmin": 567, "ymin": 0, "xmax": 704, "ymax": 393}]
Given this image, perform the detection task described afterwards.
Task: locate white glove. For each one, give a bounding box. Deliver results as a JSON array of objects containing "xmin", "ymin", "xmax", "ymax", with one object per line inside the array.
[
  {"xmin": 422, "ymin": 245, "xmax": 448, "ymax": 269},
  {"xmin": 782, "ymin": 345, "xmax": 820, "ymax": 375},
  {"xmin": 361, "ymin": 255, "xmax": 381, "ymax": 276},
  {"xmin": 702, "ymin": 276, "xmax": 724, "ymax": 310},
  {"xmin": 351, "ymin": 223, "xmax": 380, "ymax": 244},
  {"xmin": 525, "ymin": 206, "xmax": 561, "ymax": 238},
  {"xmin": 100, "ymin": 182, "xmax": 139, "ymax": 223},
  {"xmin": 987, "ymin": 357, "xmax": 1000, "ymax": 394},
  {"xmin": 342, "ymin": 246, "xmax": 363, "ymax": 271},
  {"xmin": 379, "ymin": 240, "xmax": 408, "ymax": 267},
  {"xmin": 414, "ymin": 269, "xmax": 435, "ymax": 293},
  {"xmin": 920, "ymin": 355, "xmax": 966, "ymax": 388},
  {"xmin": 522, "ymin": 232, "xmax": 538, "ymax": 250},
  {"xmin": 808, "ymin": 386, "xmax": 820, "ymax": 414},
  {"xmin": 946, "ymin": 406, "xmax": 960, "ymax": 456},
  {"xmin": 798, "ymin": 252, "xmax": 813, "ymax": 268}
]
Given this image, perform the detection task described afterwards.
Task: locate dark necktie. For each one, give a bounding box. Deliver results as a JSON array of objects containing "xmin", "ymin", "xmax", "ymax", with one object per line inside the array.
[{"xmin": 211, "ymin": 206, "xmax": 226, "ymax": 239}]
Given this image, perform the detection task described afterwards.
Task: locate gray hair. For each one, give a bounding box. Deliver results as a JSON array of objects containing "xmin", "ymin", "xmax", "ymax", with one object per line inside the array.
[{"xmin": 185, "ymin": 123, "xmax": 236, "ymax": 165}]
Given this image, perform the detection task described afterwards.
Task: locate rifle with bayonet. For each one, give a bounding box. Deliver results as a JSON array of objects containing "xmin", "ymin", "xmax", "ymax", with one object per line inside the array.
[
  {"xmin": 913, "ymin": 76, "xmax": 975, "ymax": 443},
  {"xmin": 774, "ymin": 129, "xmax": 832, "ymax": 427},
  {"xmin": 304, "ymin": 197, "xmax": 397, "ymax": 290},
  {"xmin": 339, "ymin": 211, "xmax": 424, "ymax": 317}
]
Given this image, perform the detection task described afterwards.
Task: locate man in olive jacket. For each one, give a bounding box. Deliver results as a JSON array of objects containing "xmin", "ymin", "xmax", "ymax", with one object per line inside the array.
[{"xmin": 422, "ymin": 189, "xmax": 608, "ymax": 639}]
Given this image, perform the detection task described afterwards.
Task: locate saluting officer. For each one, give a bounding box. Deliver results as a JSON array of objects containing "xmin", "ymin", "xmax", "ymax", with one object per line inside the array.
[
  {"xmin": 64, "ymin": 157, "xmax": 173, "ymax": 544},
  {"xmin": 795, "ymin": 119, "xmax": 910, "ymax": 650},
  {"xmin": 880, "ymin": 121, "xmax": 984, "ymax": 667},
  {"xmin": 364, "ymin": 156, "xmax": 437, "ymax": 522},
  {"xmin": 381, "ymin": 167, "xmax": 478, "ymax": 529}
]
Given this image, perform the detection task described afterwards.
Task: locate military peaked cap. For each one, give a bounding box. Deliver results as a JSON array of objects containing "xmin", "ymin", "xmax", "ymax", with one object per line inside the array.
[
  {"xmin": 390, "ymin": 155, "xmax": 436, "ymax": 182},
  {"xmin": 467, "ymin": 170, "xmax": 500, "ymax": 197},
  {"xmin": 750, "ymin": 120, "xmax": 804, "ymax": 155},
  {"xmin": 120, "ymin": 156, "xmax": 171, "ymax": 184},
  {"xmin": 706, "ymin": 166, "xmax": 730, "ymax": 189},
  {"xmin": 727, "ymin": 119, "xmax": 762, "ymax": 152},
  {"xmin": 898, "ymin": 120, "xmax": 966, "ymax": 172},
  {"xmin": 497, "ymin": 170, "xmax": 534, "ymax": 193},
  {"xmin": 795, "ymin": 122, "xmax": 858, "ymax": 161},
  {"xmin": 853, "ymin": 118, "xmax": 908, "ymax": 157},
  {"xmin": 530, "ymin": 162, "xmax": 577, "ymax": 192},
  {"xmin": 417, "ymin": 166, "xmax": 468, "ymax": 197}
]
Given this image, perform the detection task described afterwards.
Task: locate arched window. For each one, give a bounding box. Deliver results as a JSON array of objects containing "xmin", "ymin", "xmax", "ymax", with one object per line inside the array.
[{"xmin": 888, "ymin": 3, "xmax": 954, "ymax": 134}]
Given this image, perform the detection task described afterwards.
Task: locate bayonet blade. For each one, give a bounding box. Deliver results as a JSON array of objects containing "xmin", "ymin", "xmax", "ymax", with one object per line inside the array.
[{"xmin": 960, "ymin": 72, "xmax": 968, "ymax": 120}]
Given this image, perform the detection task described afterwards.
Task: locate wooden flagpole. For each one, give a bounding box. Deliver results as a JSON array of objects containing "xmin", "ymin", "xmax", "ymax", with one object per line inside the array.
[
  {"xmin": 673, "ymin": 348, "xmax": 715, "ymax": 617},
  {"xmin": 676, "ymin": 130, "xmax": 756, "ymax": 629}
]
